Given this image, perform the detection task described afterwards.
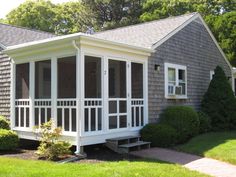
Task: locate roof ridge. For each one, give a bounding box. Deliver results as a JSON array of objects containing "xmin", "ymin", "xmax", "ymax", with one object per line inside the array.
[
  {"xmin": 0, "ymin": 22, "xmax": 57, "ymax": 36},
  {"xmin": 94, "ymin": 12, "xmax": 198, "ymax": 35}
]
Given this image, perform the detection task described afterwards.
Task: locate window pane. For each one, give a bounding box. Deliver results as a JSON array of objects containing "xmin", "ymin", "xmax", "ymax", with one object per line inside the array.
[
  {"xmin": 179, "ymin": 83, "xmax": 186, "ymax": 95},
  {"xmin": 131, "ymin": 63, "xmax": 143, "ymax": 98},
  {"xmin": 168, "ymin": 68, "xmax": 175, "ymax": 82},
  {"xmin": 35, "ymin": 60, "xmax": 51, "ymax": 99},
  {"xmin": 58, "ymin": 56, "xmax": 76, "ymax": 98},
  {"xmin": 178, "ymin": 69, "xmax": 185, "ymax": 82},
  {"xmin": 109, "ymin": 60, "xmax": 126, "ymax": 98},
  {"xmin": 16, "ymin": 63, "xmax": 29, "ymax": 99},
  {"xmin": 85, "ymin": 56, "xmax": 101, "ymax": 98},
  {"xmin": 119, "ymin": 115, "xmax": 127, "ymax": 128},
  {"xmin": 109, "ymin": 116, "xmax": 117, "ymax": 129}
]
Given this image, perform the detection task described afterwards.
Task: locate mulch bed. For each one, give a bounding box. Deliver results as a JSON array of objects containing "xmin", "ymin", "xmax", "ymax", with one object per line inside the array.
[{"xmin": 0, "ymin": 141, "xmax": 139, "ymax": 163}]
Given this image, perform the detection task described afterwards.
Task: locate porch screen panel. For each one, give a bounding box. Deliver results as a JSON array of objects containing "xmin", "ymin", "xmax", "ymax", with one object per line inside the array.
[
  {"xmin": 35, "ymin": 60, "xmax": 51, "ymax": 99},
  {"xmin": 58, "ymin": 56, "xmax": 76, "ymax": 98},
  {"xmin": 15, "ymin": 63, "xmax": 30, "ymax": 128},
  {"xmin": 84, "ymin": 56, "xmax": 102, "ymax": 133},
  {"xmin": 16, "ymin": 63, "xmax": 29, "ymax": 99},
  {"xmin": 131, "ymin": 62, "xmax": 144, "ymax": 127},
  {"xmin": 108, "ymin": 60, "xmax": 127, "ymax": 130}
]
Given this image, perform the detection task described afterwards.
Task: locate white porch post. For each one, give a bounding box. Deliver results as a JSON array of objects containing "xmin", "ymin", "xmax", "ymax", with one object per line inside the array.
[
  {"xmin": 29, "ymin": 61, "xmax": 35, "ymax": 129},
  {"xmin": 144, "ymin": 60, "xmax": 149, "ymax": 125},
  {"xmin": 10, "ymin": 60, "xmax": 15, "ymax": 129},
  {"xmin": 51, "ymin": 57, "xmax": 57, "ymax": 128},
  {"xmin": 74, "ymin": 42, "xmax": 84, "ymax": 154},
  {"xmin": 103, "ymin": 56, "xmax": 108, "ymax": 132},
  {"xmin": 127, "ymin": 61, "xmax": 131, "ymax": 128}
]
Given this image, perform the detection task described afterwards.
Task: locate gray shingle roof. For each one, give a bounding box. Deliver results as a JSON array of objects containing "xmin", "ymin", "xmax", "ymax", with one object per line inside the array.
[
  {"xmin": 0, "ymin": 23, "xmax": 56, "ymax": 47},
  {"xmin": 93, "ymin": 13, "xmax": 196, "ymax": 49}
]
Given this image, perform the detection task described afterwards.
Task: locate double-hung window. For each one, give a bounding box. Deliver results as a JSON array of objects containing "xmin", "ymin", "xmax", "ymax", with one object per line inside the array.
[{"xmin": 165, "ymin": 63, "xmax": 187, "ymax": 99}]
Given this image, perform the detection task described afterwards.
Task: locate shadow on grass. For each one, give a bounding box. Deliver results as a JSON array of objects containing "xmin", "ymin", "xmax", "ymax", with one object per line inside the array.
[{"xmin": 174, "ymin": 131, "xmax": 236, "ymax": 157}]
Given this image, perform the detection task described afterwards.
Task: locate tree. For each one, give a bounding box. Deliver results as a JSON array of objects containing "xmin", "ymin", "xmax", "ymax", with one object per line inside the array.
[
  {"xmin": 82, "ymin": 0, "xmax": 144, "ymax": 30},
  {"xmin": 205, "ymin": 11, "xmax": 236, "ymax": 66},
  {"xmin": 6, "ymin": 0, "xmax": 56, "ymax": 33},
  {"xmin": 53, "ymin": 1, "xmax": 97, "ymax": 34},
  {"xmin": 201, "ymin": 66, "xmax": 236, "ymax": 130}
]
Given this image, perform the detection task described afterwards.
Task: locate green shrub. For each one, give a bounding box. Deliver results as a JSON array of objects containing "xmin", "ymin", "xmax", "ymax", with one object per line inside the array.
[
  {"xmin": 198, "ymin": 111, "xmax": 211, "ymax": 133},
  {"xmin": 35, "ymin": 121, "xmax": 71, "ymax": 160},
  {"xmin": 0, "ymin": 129, "xmax": 19, "ymax": 150},
  {"xmin": 141, "ymin": 123, "xmax": 177, "ymax": 147},
  {"xmin": 202, "ymin": 66, "xmax": 236, "ymax": 130},
  {"xmin": 160, "ymin": 106, "xmax": 199, "ymax": 143},
  {"xmin": 0, "ymin": 116, "xmax": 10, "ymax": 130}
]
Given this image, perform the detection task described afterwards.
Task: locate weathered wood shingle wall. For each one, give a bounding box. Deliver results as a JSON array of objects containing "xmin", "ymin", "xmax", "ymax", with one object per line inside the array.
[
  {"xmin": 0, "ymin": 52, "xmax": 10, "ymax": 118},
  {"xmin": 148, "ymin": 19, "xmax": 232, "ymax": 123}
]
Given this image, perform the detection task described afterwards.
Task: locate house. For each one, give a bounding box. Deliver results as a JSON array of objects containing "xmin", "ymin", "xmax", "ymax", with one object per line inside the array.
[
  {"xmin": 1, "ymin": 12, "xmax": 233, "ymax": 154},
  {"xmin": 0, "ymin": 23, "xmax": 56, "ymax": 118}
]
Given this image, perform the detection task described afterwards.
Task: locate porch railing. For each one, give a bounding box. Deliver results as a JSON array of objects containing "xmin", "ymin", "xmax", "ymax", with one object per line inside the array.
[
  {"xmin": 84, "ymin": 98, "xmax": 102, "ymax": 133},
  {"xmin": 131, "ymin": 99, "xmax": 144, "ymax": 127},
  {"xmin": 34, "ymin": 99, "xmax": 51, "ymax": 127},
  {"xmin": 15, "ymin": 99, "xmax": 30, "ymax": 128},
  {"xmin": 57, "ymin": 99, "xmax": 77, "ymax": 132}
]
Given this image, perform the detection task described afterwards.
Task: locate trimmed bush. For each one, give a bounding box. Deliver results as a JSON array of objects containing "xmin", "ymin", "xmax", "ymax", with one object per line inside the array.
[
  {"xmin": 0, "ymin": 129, "xmax": 19, "ymax": 150},
  {"xmin": 201, "ymin": 66, "xmax": 236, "ymax": 130},
  {"xmin": 0, "ymin": 116, "xmax": 10, "ymax": 130},
  {"xmin": 141, "ymin": 123, "xmax": 177, "ymax": 147},
  {"xmin": 160, "ymin": 106, "xmax": 199, "ymax": 143},
  {"xmin": 198, "ymin": 111, "xmax": 211, "ymax": 133}
]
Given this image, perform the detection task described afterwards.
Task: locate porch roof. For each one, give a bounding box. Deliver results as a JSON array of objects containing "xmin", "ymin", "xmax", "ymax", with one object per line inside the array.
[{"xmin": 3, "ymin": 12, "xmax": 199, "ymax": 56}]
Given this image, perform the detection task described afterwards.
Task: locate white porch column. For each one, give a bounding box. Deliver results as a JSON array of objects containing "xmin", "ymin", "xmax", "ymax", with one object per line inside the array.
[
  {"xmin": 103, "ymin": 56, "xmax": 108, "ymax": 132},
  {"xmin": 74, "ymin": 41, "xmax": 84, "ymax": 154},
  {"xmin": 51, "ymin": 57, "xmax": 57, "ymax": 128},
  {"xmin": 10, "ymin": 60, "xmax": 15, "ymax": 129},
  {"xmin": 144, "ymin": 60, "xmax": 149, "ymax": 125},
  {"xmin": 29, "ymin": 61, "xmax": 35, "ymax": 129},
  {"xmin": 127, "ymin": 61, "xmax": 132, "ymax": 128}
]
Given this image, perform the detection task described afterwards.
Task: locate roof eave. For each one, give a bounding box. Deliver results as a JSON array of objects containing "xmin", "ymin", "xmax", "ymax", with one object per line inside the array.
[{"xmin": 3, "ymin": 33, "xmax": 153, "ymax": 57}]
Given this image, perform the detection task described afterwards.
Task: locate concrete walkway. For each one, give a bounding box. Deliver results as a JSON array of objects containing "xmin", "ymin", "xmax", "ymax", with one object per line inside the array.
[{"xmin": 131, "ymin": 148, "xmax": 236, "ymax": 177}]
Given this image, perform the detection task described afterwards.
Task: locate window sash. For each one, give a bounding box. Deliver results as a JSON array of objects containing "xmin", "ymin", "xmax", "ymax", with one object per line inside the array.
[{"xmin": 165, "ymin": 63, "xmax": 187, "ymax": 98}]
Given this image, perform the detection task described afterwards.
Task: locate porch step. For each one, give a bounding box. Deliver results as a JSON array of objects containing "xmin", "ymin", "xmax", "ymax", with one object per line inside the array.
[{"xmin": 105, "ymin": 135, "xmax": 150, "ymax": 154}]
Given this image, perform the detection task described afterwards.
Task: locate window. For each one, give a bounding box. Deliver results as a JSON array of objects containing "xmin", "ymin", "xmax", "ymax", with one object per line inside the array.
[
  {"xmin": 210, "ymin": 70, "xmax": 215, "ymax": 80},
  {"xmin": 165, "ymin": 63, "xmax": 187, "ymax": 98}
]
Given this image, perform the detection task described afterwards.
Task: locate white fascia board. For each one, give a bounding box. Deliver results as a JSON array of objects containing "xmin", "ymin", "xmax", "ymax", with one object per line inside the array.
[
  {"xmin": 3, "ymin": 33, "xmax": 153, "ymax": 57},
  {"xmin": 152, "ymin": 12, "xmax": 199, "ymax": 49},
  {"xmin": 80, "ymin": 35, "xmax": 153, "ymax": 56}
]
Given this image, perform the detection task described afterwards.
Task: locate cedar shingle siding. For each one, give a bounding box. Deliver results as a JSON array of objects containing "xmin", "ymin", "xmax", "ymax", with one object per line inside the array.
[
  {"xmin": 148, "ymin": 20, "xmax": 231, "ymax": 123},
  {"xmin": 0, "ymin": 52, "xmax": 10, "ymax": 118}
]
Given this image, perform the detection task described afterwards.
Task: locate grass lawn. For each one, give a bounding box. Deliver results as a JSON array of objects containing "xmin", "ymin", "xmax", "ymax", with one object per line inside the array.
[
  {"xmin": 176, "ymin": 131, "xmax": 236, "ymax": 165},
  {"xmin": 0, "ymin": 157, "xmax": 209, "ymax": 177}
]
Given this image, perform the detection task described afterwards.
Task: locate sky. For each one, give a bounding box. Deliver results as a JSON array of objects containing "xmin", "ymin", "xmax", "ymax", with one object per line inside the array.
[{"xmin": 0, "ymin": 0, "xmax": 75, "ymax": 18}]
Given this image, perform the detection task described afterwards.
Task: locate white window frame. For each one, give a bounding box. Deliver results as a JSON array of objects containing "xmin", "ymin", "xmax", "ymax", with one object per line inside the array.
[
  {"xmin": 164, "ymin": 63, "xmax": 187, "ymax": 99},
  {"xmin": 210, "ymin": 70, "xmax": 215, "ymax": 80}
]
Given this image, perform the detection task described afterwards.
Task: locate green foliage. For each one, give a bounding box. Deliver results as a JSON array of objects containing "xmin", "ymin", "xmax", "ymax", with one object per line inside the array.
[
  {"xmin": 0, "ymin": 129, "xmax": 19, "ymax": 150},
  {"xmin": 198, "ymin": 111, "xmax": 211, "ymax": 133},
  {"xmin": 160, "ymin": 106, "xmax": 200, "ymax": 143},
  {"xmin": 0, "ymin": 116, "xmax": 10, "ymax": 130},
  {"xmin": 205, "ymin": 11, "xmax": 236, "ymax": 66},
  {"xmin": 35, "ymin": 121, "xmax": 71, "ymax": 160},
  {"xmin": 82, "ymin": 0, "xmax": 144, "ymax": 30},
  {"xmin": 201, "ymin": 66, "xmax": 236, "ymax": 131},
  {"xmin": 141, "ymin": 123, "xmax": 177, "ymax": 147},
  {"xmin": 6, "ymin": 0, "xmax": 56, "ymax": 33}
]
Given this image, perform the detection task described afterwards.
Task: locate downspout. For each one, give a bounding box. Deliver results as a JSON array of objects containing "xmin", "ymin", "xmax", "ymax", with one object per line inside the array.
[{"xmin": 72, "ymin": 40, "xmax": 83, "ymax": 155}]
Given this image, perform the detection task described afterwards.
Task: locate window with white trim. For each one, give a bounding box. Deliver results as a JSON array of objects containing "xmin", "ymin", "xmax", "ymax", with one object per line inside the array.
[{"xmin": 165, "ymin": 63, "xmax": 187, "ymax": 98}]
